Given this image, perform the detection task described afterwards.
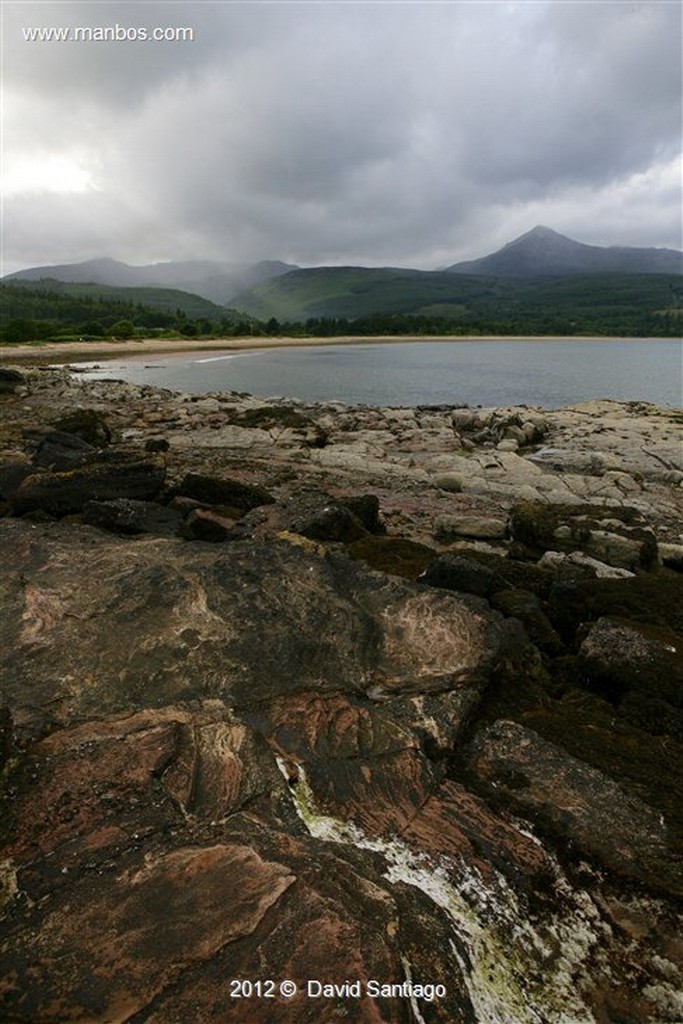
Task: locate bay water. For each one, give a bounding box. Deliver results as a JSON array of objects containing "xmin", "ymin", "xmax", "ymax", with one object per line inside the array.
[{"xmin": 76, "ymin": 338, "xmax": 682, "ymax": 409}]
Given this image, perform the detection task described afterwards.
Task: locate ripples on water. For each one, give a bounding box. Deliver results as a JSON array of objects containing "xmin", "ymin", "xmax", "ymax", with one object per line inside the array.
[{"xmin": 77, "ymin": 339, "xmax": 683, "ymax": 409}]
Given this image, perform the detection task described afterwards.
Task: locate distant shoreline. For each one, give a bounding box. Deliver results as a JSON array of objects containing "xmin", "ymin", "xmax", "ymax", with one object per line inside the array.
[{"xmin": 0, "ymin": 333, "xmax": 668, "ymax": 365}]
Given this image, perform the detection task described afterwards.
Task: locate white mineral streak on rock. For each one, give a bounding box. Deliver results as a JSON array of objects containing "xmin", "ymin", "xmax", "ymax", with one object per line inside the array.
[
  {"xmin": 276, "ymin": 757, "xmax": 604, "ymax": 1023},
  {"xmin": 400, "ymin": 956, "xmax": 429, "ymax": 1024}
]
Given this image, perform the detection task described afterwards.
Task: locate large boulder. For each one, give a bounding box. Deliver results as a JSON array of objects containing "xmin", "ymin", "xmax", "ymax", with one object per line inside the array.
[
  {"xmin": 52, "ymin": 408, "xmax": 111, "ymax": 447},
  {"xmin": 83, "ymin": 498, "xmax": 183, "ymax": 536},
  {"xmin": 509, "ymin": 502, "xmax": 659, "ymax": 572},
  {"xmin": 0, "ymin": 367, "xmax": 26, "ymax": 393},
  {"xmin": 8, "ymin": 459, "xmax": 166, "ymax": 517},
  {"xmin": 33, "ymin": 431, "xmax": 100, "ymax": 471},
  {"xmin": 469, "ymin": 719, "xmax": 683, "ymax": 896},
  {"xmin": 177, "ymin": 472, "xmax": 275, "ymax": 512}
]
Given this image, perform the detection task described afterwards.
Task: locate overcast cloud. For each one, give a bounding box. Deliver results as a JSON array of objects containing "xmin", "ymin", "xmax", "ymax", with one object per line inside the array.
[{"xmin": 2, "ymin": 0, "xmax": 681, "ymax": 274}]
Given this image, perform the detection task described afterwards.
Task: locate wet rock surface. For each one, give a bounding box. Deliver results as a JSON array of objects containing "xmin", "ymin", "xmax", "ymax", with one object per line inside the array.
[{"xmin": 0, "ymin": 365, "xmax": 682, "ymax": 1022}]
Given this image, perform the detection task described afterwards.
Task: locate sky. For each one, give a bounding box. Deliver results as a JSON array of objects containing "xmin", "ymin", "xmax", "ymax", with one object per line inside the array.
[{"xmin": 1, "ymin": 0, "xmax": 681, "ymax": 275}]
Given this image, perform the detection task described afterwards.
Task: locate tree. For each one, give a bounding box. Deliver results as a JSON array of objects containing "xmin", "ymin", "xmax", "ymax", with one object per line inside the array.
[{"xmin": 110, "ymin": 319, "xmax": 135, "ymax": 339}]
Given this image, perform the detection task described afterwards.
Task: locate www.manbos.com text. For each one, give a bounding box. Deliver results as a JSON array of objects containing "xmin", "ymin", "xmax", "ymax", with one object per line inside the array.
[{"xmin": 22, "ymin": 24, "xmax": 195, "ymax": 44}]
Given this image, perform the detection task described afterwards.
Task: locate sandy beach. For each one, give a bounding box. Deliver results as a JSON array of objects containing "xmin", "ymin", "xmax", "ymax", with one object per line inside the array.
[{"xmin": 0, "ymin": 333, "xmax": 657, "ymax": 365}]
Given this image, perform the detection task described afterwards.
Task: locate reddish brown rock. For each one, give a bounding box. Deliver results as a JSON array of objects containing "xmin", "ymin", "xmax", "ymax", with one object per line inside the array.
[
  {"xmin": 469, "ymin": 719, "xmax": 683, "ymax": 896},
  {"xmin": 2, "ymin": 841, "xmax": 295, "ymax": 1022}
]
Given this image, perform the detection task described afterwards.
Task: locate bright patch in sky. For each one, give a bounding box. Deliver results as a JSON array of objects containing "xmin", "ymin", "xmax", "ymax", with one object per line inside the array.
[{"xmin": 2, "ymin": 155, "xmax": 97, "ymax": 197}]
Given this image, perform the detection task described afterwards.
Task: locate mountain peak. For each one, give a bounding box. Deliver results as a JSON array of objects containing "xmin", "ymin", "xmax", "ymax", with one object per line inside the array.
[{"xmin": 447, "ymin": 227, "xmax": 682, "ymax": 278}]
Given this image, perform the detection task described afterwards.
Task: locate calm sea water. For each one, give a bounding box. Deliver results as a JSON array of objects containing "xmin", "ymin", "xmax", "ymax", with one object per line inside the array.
[{"xmin": 76, "ymin": 339, "xmax": 682, "ymax": 409}]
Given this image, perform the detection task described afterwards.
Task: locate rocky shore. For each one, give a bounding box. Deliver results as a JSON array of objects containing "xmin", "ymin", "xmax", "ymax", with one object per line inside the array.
[{"xmin": 1, "ymin": 363, "xmax": 682, "ymax": 1022}]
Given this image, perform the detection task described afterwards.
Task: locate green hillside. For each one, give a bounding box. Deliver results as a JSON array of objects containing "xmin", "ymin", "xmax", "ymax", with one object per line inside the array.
[
  {"xmin": 4, "ymin": 277, "xmax": 227, "ymax": 320},
  {"xmin": 0, "ymin": 281, "xmax": 252, "ymax": 344},
  {"xmin": 231, "ymin": 268, "xmax": 683, "ymax": 336},
  {"xmin": 231, "ymin": 267, "xmax": 514, "ymax": 321}
]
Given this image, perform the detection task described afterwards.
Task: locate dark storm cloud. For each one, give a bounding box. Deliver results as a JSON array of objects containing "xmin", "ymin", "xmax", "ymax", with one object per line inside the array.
[{"xmin": 3, "ymin": 1, "xmax": 681, "ymax": 274}]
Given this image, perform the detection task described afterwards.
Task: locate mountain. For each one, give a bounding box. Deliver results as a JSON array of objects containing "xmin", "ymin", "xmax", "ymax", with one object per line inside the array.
[
  {"xmin": 4, "ymin": 258, "xmax": 298, "ymax": 305},
  {"xmin": 229, "ymin": 265, "xmax": 682, "ymax": 335},
  {"xmin": 446, "ymin": 226, "xmax": 683, "ymax": 278}
]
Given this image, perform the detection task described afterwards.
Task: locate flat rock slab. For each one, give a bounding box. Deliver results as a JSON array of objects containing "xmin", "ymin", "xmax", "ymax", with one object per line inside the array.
[{"xmin": 0, "ymin": 519, "xmax": 507, "ymax": 738}]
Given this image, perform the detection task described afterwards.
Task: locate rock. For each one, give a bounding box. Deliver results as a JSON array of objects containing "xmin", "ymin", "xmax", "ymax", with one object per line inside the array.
[
  {"xmin": 527, "ymin": 448, "xmax": 607, "ymax": 475},
  {"xmin": 434, "ymin": 515, "xmax": 507, "ymax": 541},
  {"xmin": 1, "ymin": 374, "xmax": 682, "ymax": 1023},
  {"xmin": 490, "ymin": 588, "xmax": 564, "ymax": 655},
  {"xmin": 179, "ymin": 506, "xmax": 241, "ymax": 542},
  {"xmin": 53, "ymin": 408, "xmax": 111, "ymax": 446},
  {"xmin": 83, "ymin": 499, "xmax": 183, "ymax": 536},
  {"xmin": 9, "ymin": 460, "xmax": 166, "ymax": 517},
  {"xmin": 509, "ymin": 502, "xmax": 659, "ymax": 573},
  {"xmin": 0, "ymin": 704, "xmax": 12, "ymax": 770},
  {"xmin": 579, "ymin": 616, "xmax": 683, "ymax": 708},
  {"xmin": 291, "ymin": 503, "xmax": 368, "ymax": 543},
  {"xmin": 538, "ymin": 550, "xmax": 636, "ymax": 579},
  {"xmin": 145, "ymin": 437, "xmax": 170, "ymax": 452},
  {"xmin": 338, "ymin": 493, "xmax": 384, "ymax": 534},
  {"xmin": 0, "ymin": 460, "xmax": 33, "ymax": 501},
  {"xmin": 432, "ymin": 472, "xmax": 464, "ymax": 492},
  {"xmin": 0, "ymin": 521, "xmax": 513, "ymax": 730},
  {"xmin": 177, "ymin": 472, "xmax": 275, "ymax": 512},
  {"xmin": 32, "ymin": 431, "xmax": 100, "ymax": 471},
  {"xmin": 0, "ymin": 367, "xmax": 26, "ymax": 393},
  {"xmin": 348, "ymin": 536, "xmax": 437, "ymax": 580},
  {"xmin": 659, "ymin": 542, "xmax": 683, "ymax": 572},
  {"xmin": 470, "ymin": 719, "xmax": 682, "ymax": 895},
  {"xmin": 496, "ymin": 439, "xmax": 519, "ymax": 451},
  {"xmin": 421, "ymin": 553, "xmax": 497, "ymax": 598}
]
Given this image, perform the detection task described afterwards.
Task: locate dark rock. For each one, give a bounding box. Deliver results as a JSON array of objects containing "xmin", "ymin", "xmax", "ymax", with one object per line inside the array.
[
  {"xmin": 0, "ymin": 367, "xmax": 26, "ymax": 393},
  {"xmin": 338, "ymin": 494, "xmax": 384, "ymax": 534},
  {"xmin": 82, "ymin": 499, "xmax": 183, "ymax": 536},
  {"xmin": 469, "ymin": 719, "xmax": 683, "ymax": 895},
  {"xmin": 619, "ymin": 691, "xmax": 683, "ymax": 742},
  {"xmin": 509, "ymin": 502, "xmax": 659, "ymax": 572},
  {"xmin": 145, "ymin": 437, "xmax": 170, "ymax": 452},
  {"xmin": 33, "ymin": 431, "xmax": 100, "ymax": 471},
  {"xmin": 421, "ymin": 553, "xmax": 497, "ymax": 598},
  {"xmin": 53, "ymin": 408, "xmax": 111, "ymax": 446},
  {"xmin": 0, "ymin": 460, "xmax": 33, "ymax": 501},
  {"xmin": 580, "ymin": 569, "xmax": 683, "ymax": 635},
  {"xmin": 578, "ymin": 616, "xmax": 683, "ymax": 708},
  {"xmin": 0, "ymin": 704, "xmax": 12, "ymax": 771},
  {"xmin": 348, "ymin": 536, "xmax": 436, "ymax": 580},
  {"xmin": 9, "ymin": 459, "xmax": 166, "ymax": 516},
  {"xmin": 291, "ymin": 502, "xmax": 368, "ymax": 543},
  {"xmin": 230, "ymin": 405, "xmax": 313, "ymax": 430},
  {"xmin": 178, "ymin": 472, "xmax": 275, "ymax": 512},
  {"xmin": 518, "ymin": 699, "xmax": 683, "ymax": 833},
  {"xmin": 490, "ymin": 588, "xmax": 564, "ymax": 655},
  {"xmin": 179, "ymin": 507, "xmax": 241, "ymax": 542}
]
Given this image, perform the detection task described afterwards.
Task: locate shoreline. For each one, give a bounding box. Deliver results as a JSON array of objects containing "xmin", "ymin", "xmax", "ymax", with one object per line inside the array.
[{"xmin": 0, "ymin": 333, "xmax": 668, "ymax": 365}]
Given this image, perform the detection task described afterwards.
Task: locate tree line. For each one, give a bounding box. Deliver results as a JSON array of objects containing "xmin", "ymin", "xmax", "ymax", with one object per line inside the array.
[{"xmin": 1, "ymin": 282, "xmax": 680, "ymax": 344}]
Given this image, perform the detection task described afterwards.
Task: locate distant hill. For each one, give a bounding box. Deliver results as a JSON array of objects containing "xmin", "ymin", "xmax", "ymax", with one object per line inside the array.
[
  {"xmin": 228, "ymin": 266, "xmax": 510, "ymax": 321},
  {"xmin": 230, "ymin": 266, "xmax": 682, "ymax": 336},
  {"xmin": 3, "ymin": 278, "xmax": 231, "ymax": 321},
  {"xmin": 446, "ymin": 226, "xmax": 683, "ymax": 278},
  {"xmin": 5, "ymin": 258, "xmax": 298, "ymax": 305}
]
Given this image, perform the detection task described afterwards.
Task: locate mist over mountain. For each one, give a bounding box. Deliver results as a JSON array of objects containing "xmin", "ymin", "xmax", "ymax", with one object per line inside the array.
[
  {"xmin": 446, "ymin": 226, "xmax": 683, "ymax": 278},
  {"xmin": 5, "ymin": 258, "xmax": 298, "ymax": 305}
]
